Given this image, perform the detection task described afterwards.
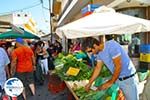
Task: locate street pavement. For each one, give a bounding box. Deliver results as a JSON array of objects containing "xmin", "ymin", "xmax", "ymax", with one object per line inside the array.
[{"xmin": 18, "ymin": 76, "xmax": 72, "ymax": 100}]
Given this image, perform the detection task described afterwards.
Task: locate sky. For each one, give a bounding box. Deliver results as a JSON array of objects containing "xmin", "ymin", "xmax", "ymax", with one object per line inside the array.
[{"xmin": 0, "ymin": 0, "xmax": 51, "ymax": 33}]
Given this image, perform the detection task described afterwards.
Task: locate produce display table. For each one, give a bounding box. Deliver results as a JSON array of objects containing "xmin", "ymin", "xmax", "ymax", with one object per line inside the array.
[
  {"xmin": 65, "ymin": 81, "xmax": 79, "ymax": 100},
  {"xmin": 54, "ymin": 53, "xmax": 125, "ymax": 99},
  {"xmin": 64, "ymin": 80, "xmax": 125, "ymax": 100}
]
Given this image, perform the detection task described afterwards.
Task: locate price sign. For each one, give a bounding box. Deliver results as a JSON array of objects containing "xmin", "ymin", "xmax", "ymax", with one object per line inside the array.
[{"xmin": 66, "ymin": 67, "xmax": 80, "ymax": 76}]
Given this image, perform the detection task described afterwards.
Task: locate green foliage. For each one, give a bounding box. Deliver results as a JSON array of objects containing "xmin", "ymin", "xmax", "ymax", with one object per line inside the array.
[
  {"xmin": 57, "ymin": 53, "xmax": 65, "ymax": 59},
  {"xmin": 54, "ymin": 53, "xmax": 65, "ymax": 65},
  {"xmin": 54, "ymin": 54, "xmax": 111, "ymax": 81},
  {"xmin": 74, "ymin": 87, "xmax": 107, "ymax": 100},
  {"xmin": 74, "ymin": 84, "xmax": 118, "ymax": 100},
  {"xmin": 101, "ymin": 65, "xmax": 112, "ymax": 77},
  {"xmin": 55, "ymin": 54, "xmax": 93, "ymax": 81}
]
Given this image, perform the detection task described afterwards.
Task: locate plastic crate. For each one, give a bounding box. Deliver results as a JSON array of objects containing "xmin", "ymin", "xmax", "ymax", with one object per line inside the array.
[
  {"xmin": 140, "ymin": 53, "xmax": 150, "ymax": 63},
  {"xmin": 48, "ymin": 81, "xmax": 66, "ymax": 94},
  {"xmin": 49, "ymin": 74, "xmax": 62, "ymax": 84},
  {"xmin": 138, "ymin": 70, "xmax": 149, "ymax": 82},
  {"xmin": 67, "ymin": 93, "xmax": 75, "ymax": 100},
  {"xmin": 140, "ymin": 44, "xmax": 150, "ymax": 53}
]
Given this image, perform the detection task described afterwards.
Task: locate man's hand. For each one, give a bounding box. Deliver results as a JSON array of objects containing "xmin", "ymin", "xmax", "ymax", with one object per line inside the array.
[
  {"xmin": 7, "ymin": 73, "xmax": 11, "ymax": 79},
  {"xmin": 85, "ymin": 61, "xmax": 103, "ymax": 92},
  {"xmin": 33, "ymin": 66, "xmax": 36, "ymax": 71},
  {"xmin": 10, "ymin": 70, "xmax": 15, "ymax": 77},
  {"xmin": 97, "ymin": 82, "xmax": 112, "ymax": 91},
  {"xmin": 85, "ymin": 83, "xmax": 92, "ymax": 92}
]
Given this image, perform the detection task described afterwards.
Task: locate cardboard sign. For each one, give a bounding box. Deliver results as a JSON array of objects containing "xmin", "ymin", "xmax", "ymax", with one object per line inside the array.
[{"xmin": 66, "ymin": 67, "xmax": 80, "ymax": 76}]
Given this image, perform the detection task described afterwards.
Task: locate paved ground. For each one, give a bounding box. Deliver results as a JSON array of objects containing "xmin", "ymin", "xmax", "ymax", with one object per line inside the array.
[{"xmin": 18, "ymin": 75, "xmax": 74, "ymax": 100}]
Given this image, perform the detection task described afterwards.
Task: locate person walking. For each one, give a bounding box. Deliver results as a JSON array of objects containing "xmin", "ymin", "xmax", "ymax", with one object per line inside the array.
[
  {"xmin": 0, "ymin": 47, "xmax": 10, "ymax": 97},
  {"xmin": 36, "ymin": 41, "xmax": 49, "ymax": 75},
  {"xmin": 11, "ymin": 38, "xmax": 36, "ymax": 100}
]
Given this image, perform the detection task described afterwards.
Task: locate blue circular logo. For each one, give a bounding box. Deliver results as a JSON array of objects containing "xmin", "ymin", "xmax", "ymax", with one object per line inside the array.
[{"xmin": 4, "ymin": 78, "xmax": 24, "ymax": 97}]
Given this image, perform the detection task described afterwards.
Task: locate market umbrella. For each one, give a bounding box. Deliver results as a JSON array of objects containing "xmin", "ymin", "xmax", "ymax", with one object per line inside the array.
[
  {"xmin": 0, "ymin": 28, "xmax": 40, "ymax": 39},
  {"xmin": 56, "ymin": 6, "xmax": 150, "ymax": 39}
]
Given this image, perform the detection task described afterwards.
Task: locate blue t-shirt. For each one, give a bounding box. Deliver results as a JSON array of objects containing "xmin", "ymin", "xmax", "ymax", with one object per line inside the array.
[{"xmin": 97, "ymin": 40, "xmax": 136, "ymax": 78}]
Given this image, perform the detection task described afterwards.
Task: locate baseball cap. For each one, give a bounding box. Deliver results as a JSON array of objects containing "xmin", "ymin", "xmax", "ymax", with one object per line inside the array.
[{"xmin": 16, "ymin": 38, "xmax": 24, "ymax": 44}]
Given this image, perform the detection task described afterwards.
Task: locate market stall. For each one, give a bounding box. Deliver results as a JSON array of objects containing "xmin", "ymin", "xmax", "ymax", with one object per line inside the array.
[
  {"xmin": 0, "ymin": 28, "xmax": 40, "ymax": 39},
  {"xmin": 56, "ymin": 6, "xmax": 150, "ymax": 39},
  {"xmin": 54, "ymin": 6, "xmax": 150, "ymax": 100},
  {"xmin": 64, "ymin": 81, "xmax": 79, "ymax": 100},
  {"xmin": 53, "ymin": 53, "xmax": 123, "ymax": 100}
]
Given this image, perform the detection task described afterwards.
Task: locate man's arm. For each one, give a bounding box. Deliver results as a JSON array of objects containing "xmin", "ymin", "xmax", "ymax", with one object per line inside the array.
[
  {"xmin": 110, "ymin": 55, "xmax": 122, "ymax": 82},
  {"xmin": 2, "ymin": 48, "xmax": 11, "ymax": 78},
  {"xmin": 32, "ymin": 55, "xmax": 36, "ymax": 70},
  {"xmin": 85, "ymin": 60, "xmax": 103, "ymax": 91},
  {"xmin": 11, "ymin": 57, "xmax": 17, "ymax": 76},
  {"xmin": 97, "ymin": 56, "xmax": 121, "ymax": 90}
]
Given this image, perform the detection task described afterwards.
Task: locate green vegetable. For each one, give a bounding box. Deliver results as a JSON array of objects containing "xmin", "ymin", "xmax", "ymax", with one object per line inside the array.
[
  {"xmin": 74, "ymin": 87, "xmax": 107, "ymax": 100},
  {"xmin": 101, "ymin": 65, "xmax": 112, "ymax": 77},
  {"xmin": 54, "ymin": 54, "xmax": 93, "ymax": 81}
]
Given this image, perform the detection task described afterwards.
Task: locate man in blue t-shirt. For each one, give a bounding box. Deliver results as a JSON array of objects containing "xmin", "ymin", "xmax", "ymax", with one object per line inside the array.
[{"xmin": 83, "ymin": 37, "xmax": 139, "ymax": 100}]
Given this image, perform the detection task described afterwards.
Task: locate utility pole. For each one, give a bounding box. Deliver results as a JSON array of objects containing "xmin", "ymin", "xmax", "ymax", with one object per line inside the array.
[
  {"xmin": 49, "ymin": 0, "xmax": 53, "ymax": 42},
  {"xmin": 41, "ymin": 0, "xmax": 53, "ymax": 42}
]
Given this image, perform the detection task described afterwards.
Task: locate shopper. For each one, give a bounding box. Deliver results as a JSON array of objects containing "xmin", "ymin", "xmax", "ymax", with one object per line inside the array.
[
  {"xmin": 35, "ymin": 41, "xmax": 49, "ymax": 75},
  {"xmin": 83, "ymin": 37, "xmax": 139, "ymax": 100},
  {"xmin": 11, "ymin": 38, "xmax": 36, "ymax": 100},
  {"xmin": 0, "ymin": 47, "xmax": 10, "ymax": 97}
]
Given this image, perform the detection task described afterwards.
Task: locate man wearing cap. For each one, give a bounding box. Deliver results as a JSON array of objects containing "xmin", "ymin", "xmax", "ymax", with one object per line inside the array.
[{"xmin": 11, "ymin": 38, "xmax": 36, "ymax": 100}]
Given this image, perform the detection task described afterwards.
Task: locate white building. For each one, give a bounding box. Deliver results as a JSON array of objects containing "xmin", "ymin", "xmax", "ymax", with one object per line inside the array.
[{"xmin": 0, "ymin": 12, "xmax": 40, "ymax": 36}]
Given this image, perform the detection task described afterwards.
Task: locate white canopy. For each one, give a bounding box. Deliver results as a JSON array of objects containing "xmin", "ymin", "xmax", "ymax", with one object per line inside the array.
[{"xmin": 56, "ymin": 6, "xmax": 150, "ymax": 39}]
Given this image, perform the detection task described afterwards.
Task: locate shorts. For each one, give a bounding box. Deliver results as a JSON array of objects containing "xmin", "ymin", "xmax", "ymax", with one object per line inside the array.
[{"xmin": 15, "ymin": 72, "xmax": 34, "ymax": 87}]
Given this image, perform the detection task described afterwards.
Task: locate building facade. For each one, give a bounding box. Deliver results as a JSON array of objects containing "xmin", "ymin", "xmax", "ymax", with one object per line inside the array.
[
  {"xmin": 52, "ymin": 0, "xmax": 150, "ymax": 52},
  {"xmin": 0, "ymin": 12, "xmax": 41, "ymax": 36}
]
